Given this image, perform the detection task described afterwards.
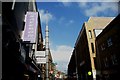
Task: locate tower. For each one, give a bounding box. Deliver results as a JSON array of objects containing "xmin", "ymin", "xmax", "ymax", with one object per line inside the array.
[{"xmin": 45, "ymin": 10, "xmax": 49, "ymax": 80}]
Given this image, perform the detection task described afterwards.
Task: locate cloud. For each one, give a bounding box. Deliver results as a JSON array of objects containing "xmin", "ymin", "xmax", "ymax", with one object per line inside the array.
[
  {"xmin": 57, "ymin": 0, "xmax": 118, "ymax": 2},
  {"xmin": 58, "ymin": 17, "xmax": 74, "ymax": 26},
  {"xmin": 78, "ymin": 2, "xmax": 87, "ymax": 7},
  {"xmin": 78, "ymin": 2, "xmax": 118, "ymax": 16},
  {"xmin": 69, "ymin": 20, "xmax": 74, "ymax": 23},
  {"xmin": 38, "ymin": 9, "xmax": 54, "ymax": 24},
  {"xmin": 51, "ymin": 45, "xmax": 73, "ymax": 71},
  {"xmin": 36, "ymin": 0, "xmax": 118, "ymax": 2},
  {"xmin": 57, "ymin": 0, "xmax": 72, "ymax": 2},
  {"xmin": 66, "ymin": 20, "xmax": 74, "ymax": 26},
  {"xmin": 57, "ymin": 0, "xmax": 72, "ymax": 7},
  {"xmin": 62, "ymin": 2, "xmax": 72, "ymax": 7},
  {"xmin": 56, "ymin": 61, "xmax": 68, "ymax": 72},
  {"xmin": 58, "ymin": 17, "xmax": 65, "ymax": 24}
]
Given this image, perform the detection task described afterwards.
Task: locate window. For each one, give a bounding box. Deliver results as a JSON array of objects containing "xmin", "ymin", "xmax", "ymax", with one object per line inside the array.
[
  {"xmin": 91, "ymin": 43, "xmax": 95, "ymax": 53},
  {"xmin": 94, "ymin": 29, "xmax": 103, "ymax": 37},
  {"xmin": 107, "ymin": 38, "xmax": 112, "ymax": 47},
  {"xmin": 101, "ymin": 43, "xmax": 105, "ymax": 51},
  {"xmin": 111, "ymin": 55, "xmax": 118, "ymax": 65},
  {"xmin": 104, "ymin": 57, "xmax": 109, "ymax": 68},
  {"xmin": 88, "ymin": 30, "xmax": 92, "ymax": 38}
]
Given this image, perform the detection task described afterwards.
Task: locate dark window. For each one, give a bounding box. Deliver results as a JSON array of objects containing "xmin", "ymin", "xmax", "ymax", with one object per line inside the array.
[
  {"xmin": 91, "ymin": 43, "xmax": 95, "ymax": 53},
  {"xmin": 101, "ymin": 43, "xmax": 105, "ymax": 51},
  {"xmin": 88, "ymin": 30, "xmax": 92, "ymax": 38},
  {"xmin": 111, "ymin": 54, "xmax": 118, "ymax": 65},
  {"xmin": 104, "ymin": 57, "xmax": 109, "ymax": 68},
  {"xmin": 107, "ymin": 38, "xmax": 112, "ymax": 47}
]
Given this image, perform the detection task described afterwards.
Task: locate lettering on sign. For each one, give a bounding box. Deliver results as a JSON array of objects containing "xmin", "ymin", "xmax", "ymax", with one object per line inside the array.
[{"xmin": 22, "ymin": 12, "xmax": 38, "ymax": 43}]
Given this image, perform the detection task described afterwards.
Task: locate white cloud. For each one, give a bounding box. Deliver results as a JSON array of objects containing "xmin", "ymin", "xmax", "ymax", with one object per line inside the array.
[
  {"xmin": 69, "ymin": 20, "xmax": 74, "ymax": 23},
  {"xmin": 56, "ymin": 61, "xmax": 68, "ymax": 72},
  {"xmin": 57, "ymin": 0, "xmax": 72, "ymax": 2},
  {"xmin": 58, "ymin": 17, "xmax": 65, "ymax": 24},
  {"xmin": 79, "ymin": 2, "xmax": 118, "ymax": 16},
  {"xmin": 51, "ymin": 45, "xmax": 73, "ymax": 71},
  {"xmin": 78, "ymin": 2, "xmax": 87, "ymax": 7},
  {"xmin": 36, "ymin": 0, "xmax": 118, "ymax": 2},
  {"xmin": 66, "ymin": 20, "xmax": 74, "ymax": 26},
  {"xmin": 38, "ymin": 9, "xmax": 54, "ymax": 24},
  {"xmin": 58, "ymin": 17, "xmax": 74, "ymax": 26},
  {"xmin": 62, "ymin": 2, "xmax": 71, "ymax": 7},
  {"xmin": 57, "ymin": 0, "xmax": 118, "ymax": 2}
]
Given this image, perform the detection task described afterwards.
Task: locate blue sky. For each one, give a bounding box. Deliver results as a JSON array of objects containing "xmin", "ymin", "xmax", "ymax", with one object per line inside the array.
[{"xmin": 36, "ymin": 2, "xmax": 118, "ymax": 72}]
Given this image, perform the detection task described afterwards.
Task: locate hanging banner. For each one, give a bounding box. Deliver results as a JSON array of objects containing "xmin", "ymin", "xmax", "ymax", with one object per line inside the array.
[{"xmin": 22, "ymin": 12, "xmax": 38, "ymax": 43}]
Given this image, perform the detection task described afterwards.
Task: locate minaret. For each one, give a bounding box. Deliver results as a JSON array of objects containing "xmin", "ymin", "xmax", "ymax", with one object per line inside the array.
[{"xmin": 45, "ymin": 10, "xmax": 49, "ymax": 80}]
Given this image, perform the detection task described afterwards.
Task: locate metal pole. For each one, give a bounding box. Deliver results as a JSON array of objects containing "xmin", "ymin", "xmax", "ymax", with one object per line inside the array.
[{"xmin": 45, "ymin": 11, "xmax": 49, "ymax": 80}]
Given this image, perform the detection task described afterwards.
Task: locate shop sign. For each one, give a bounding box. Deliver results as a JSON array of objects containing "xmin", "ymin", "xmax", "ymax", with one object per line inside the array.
[
  {"xmin": 22, "ymin": 12, "xmax": 38, "ymax": 43},
  {"xmin": 36, "ymin": 57, "xmax": 46, "ymax": 64},
  {"xmin": 35, "ymin": 51, "xmax": 45, "ymax": 57}
]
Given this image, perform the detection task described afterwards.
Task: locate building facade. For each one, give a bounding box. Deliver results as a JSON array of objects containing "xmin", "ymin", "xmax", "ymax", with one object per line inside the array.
[
  {"xmin": 68, "ymin": 17, "xmax": 113, "ymax": 80},
  {"xmin": 2, "ymin": 1, "xmax": 44, "ymax": 80},
  {"xmin": 96, "ymin": 14, "xmax": 120, "ymax": 80},
  {"xmin": 68, "ymin": 50, "xmax": 76, "ymax": 80}
]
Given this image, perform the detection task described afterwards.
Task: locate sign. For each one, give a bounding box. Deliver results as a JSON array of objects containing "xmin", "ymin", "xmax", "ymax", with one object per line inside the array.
[
  {"xmin": 36, "ymin": 58, "xmax": 46, "ymax": 64},
  {"xmin": 35, "ymin": 51, "xmax": 45, "ymax": 57},
  {"xmin": 22, "ymin": 12, "xmax": 38, "ymax": 43},
  {"xmin": 92, "ymin": 70, "xmax": 96, "ymax": 78}
]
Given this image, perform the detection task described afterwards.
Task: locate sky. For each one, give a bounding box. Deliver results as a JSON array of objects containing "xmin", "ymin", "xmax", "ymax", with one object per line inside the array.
[{"xmin": 36, "ymin": 1, "xmax": 119, "ymax": 72}]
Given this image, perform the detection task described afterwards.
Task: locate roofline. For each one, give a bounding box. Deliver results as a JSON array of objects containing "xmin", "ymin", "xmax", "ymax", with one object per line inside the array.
[{"xmin": 74, "ymin": 23, "xmax": 86, "ymax": 48}]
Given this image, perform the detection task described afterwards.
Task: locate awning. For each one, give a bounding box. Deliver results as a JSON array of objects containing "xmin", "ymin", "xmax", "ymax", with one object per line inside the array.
[
  {"xmin": 26, "ymin": 57, "xmax": 41, "ymax": 74},
  {"xmin": 27, "ymin": 65, "xmax": 37, "ymax": 73}
]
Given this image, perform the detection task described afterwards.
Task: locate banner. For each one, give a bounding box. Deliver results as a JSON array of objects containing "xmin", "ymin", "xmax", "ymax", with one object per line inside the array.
[{"xmin": 22, "ymin": 12, "xmax": 38, "ymax": 43}]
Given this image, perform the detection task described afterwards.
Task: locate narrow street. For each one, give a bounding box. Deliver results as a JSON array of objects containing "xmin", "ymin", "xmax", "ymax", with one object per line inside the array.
[{"xmin": 1, "ymin": 1, "xmax": 120, "ymax": 80}]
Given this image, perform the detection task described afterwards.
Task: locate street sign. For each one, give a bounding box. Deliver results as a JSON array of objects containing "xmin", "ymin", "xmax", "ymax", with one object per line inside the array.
[
  {"xmin": 36, "ymin": 57, "xmax": 46, "ymax": 64},
  {"xmin": 35, "ymin": 51, "xmax": 45, "ymax": 57},
  {"xmin": 92, "ymin": 70, "xmax": 96, "ymax": 78}
]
